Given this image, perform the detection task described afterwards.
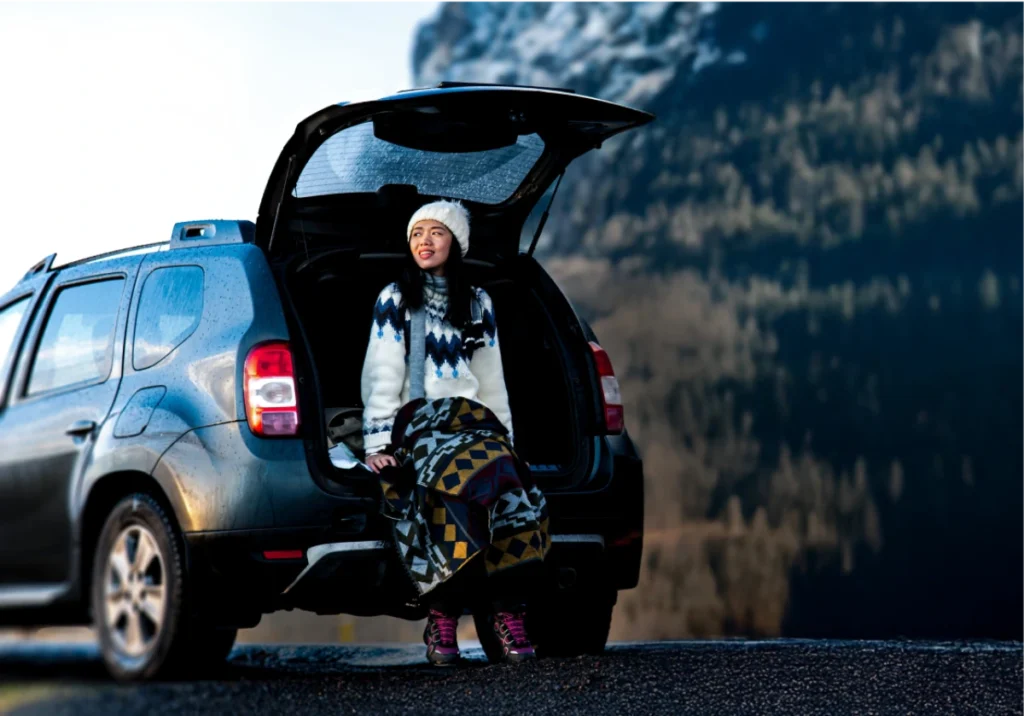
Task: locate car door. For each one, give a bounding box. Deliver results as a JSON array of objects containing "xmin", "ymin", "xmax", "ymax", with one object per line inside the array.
[
  {"xmin": 0, "ymin": 284, "xmax": 46, "ymax": 588},
  {"xmin": 0, "ymin": 259, "xmax": 136, "ymax": 591}
]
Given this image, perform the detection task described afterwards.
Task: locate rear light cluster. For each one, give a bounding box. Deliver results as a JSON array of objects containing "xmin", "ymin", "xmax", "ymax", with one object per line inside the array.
[
  {"xmin": 588, "ymin": 341, "xmax": 624, "ymax": 434},
  {"xmin": 244, "ymin": 342, "xmax": 300, "ymax": 437}
]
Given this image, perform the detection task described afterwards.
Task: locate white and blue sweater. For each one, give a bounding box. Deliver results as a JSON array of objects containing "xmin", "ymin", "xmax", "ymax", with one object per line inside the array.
[{"xmin": 360, "ymin": 279, "xmax": 514, "ymax": 455}]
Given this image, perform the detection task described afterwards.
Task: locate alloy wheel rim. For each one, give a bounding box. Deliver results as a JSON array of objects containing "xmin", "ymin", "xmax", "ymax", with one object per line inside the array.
[{"xmin": 104, "ymin": 524, "xmax": 166, "ymax": 658}]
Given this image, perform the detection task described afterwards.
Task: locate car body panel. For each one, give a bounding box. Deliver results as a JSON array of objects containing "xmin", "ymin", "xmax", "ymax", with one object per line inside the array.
[
  {"xmin": 112, "ymin": 386, "xmax": 167, "ymax": 438},
  {"xmin": 74, "ymin": 243, "xmax": 296, "ymax": 536},
  {"xmin": 150, "ymin": 420, "xmax": 374, "ymax": 533},
  {"xmin": 0, "ymin": 275, "xmax": 52, "ymax": 588}
]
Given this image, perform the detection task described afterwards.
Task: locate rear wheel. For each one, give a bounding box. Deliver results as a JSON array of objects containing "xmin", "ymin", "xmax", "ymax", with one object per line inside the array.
[
  {"xmin": 92, "ymin": 493, "xmax": 187, "ymax": 680},
  {"xmin": 91, "ymin": 492, "xmax": 235, "ymax": 680},
  {"xmin": 527, "ymin": 588, "xmax": 616, "ymax": 658}
]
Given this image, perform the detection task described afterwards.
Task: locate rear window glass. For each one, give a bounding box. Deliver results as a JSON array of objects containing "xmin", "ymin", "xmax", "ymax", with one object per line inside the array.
[
  {"xmin": 27, "ymin": 279, "xmax": 124, "ymax": 396},
  {"xmin": 133, "ymin": 267, "xmax": 204, "ymax": 371},
  {"xmin": 0, "ymin": 297, "xmax": 31, "ymax": 401},
  {"xmin": 294, "ymin": 122, "xmax": 545, "ymax": 205}
]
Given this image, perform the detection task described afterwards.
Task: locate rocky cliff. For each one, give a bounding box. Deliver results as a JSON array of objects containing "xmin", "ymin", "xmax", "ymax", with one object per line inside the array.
[{"xmin": 414, "ymin": 2, "xmax": 1023, "ymax": 639}]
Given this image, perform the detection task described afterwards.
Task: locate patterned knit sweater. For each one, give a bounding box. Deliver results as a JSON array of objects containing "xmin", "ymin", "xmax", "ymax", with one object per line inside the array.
[{"xmin": 360, "ymin": 279, "xmax": 514, "ymax": 455}]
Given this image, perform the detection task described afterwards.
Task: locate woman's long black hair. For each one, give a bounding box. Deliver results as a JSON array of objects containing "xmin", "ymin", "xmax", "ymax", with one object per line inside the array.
[{"xmin": 396, "ymin": 240, "xmax": 475, "ymax": 330}]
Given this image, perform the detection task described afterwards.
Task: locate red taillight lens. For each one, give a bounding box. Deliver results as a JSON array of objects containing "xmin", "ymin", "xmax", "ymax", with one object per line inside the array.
[
  {"xmin": 244, "ymin": 342, "xmax": 300, "ymax": 437},
  {"xmin": 588, "ymin": 341, "xmax": 624, "ymax": 434}
]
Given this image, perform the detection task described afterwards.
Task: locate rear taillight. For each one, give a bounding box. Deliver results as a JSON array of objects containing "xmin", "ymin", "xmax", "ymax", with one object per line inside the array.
[
  {"xmin": 588, "ymin": 341, "xmax": 624, "ymax": 434},
  {"xmin": 244, "ymin": 341, "xmax": 300, "ymax": 437}
]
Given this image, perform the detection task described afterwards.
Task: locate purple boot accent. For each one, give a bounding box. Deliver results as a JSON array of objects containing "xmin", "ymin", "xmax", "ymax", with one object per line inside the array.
[
  {"xmin": 424, "ymin": 608, "xmax": 461, "ymax": 665},
  {"xmin": 492, "ymin": 610, "xmax": 536, "ymax": 663}
]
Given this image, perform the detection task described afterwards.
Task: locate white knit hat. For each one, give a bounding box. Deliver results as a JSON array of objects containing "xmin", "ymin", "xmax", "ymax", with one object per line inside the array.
[{"xmin": 407, "ymin": 200, "xmax": 470, "ymax": 257}]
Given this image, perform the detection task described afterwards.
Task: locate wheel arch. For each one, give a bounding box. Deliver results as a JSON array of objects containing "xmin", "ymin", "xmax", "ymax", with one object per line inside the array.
[{"xmin": 79, "ymin": 471, "xmax": 185, "ymax": 609}]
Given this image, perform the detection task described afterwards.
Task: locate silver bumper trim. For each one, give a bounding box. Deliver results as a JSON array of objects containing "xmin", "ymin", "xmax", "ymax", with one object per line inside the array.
[
  {"xmin": 551, "ymin": 534, "xmax": 606, "ymax": 548},
  {"xmin": 282, "ymin": 535, "xmax": 605, "ymax": 596},
  {"xmin": 281, "ymin": 540, "xmax": 390, "ymax": 594},
  {"xmin": 0, "ymin": 585, "xmax": 64, "ymax": 609}
]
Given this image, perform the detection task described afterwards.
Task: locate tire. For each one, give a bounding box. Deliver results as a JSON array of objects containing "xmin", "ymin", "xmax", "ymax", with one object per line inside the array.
[
  {"xmin": 91, "ymin": 492, "xmax": 195, "ymax": 681},
  {"xmin": 527, "ymin": 588, "xmax": 616, "ymax": 658},
  {"xmin": 472, "ymin": 609, "xmax": 504, "ymax": 665}
]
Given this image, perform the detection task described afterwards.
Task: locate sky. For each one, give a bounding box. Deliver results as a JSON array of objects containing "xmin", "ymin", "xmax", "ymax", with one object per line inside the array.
[{"xmin": 0, "ymin": 1, "xmax": 439, "ymax": 293}]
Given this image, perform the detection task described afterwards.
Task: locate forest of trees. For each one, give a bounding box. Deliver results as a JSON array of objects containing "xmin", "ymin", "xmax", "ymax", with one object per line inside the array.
[{"xmin": 416, "ymin": 2, "xmax": 1023, "ymax": 640}]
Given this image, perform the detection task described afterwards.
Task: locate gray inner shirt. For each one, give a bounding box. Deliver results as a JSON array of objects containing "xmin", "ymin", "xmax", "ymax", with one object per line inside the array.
[{"xmin": 407, "ymin": 272, "xmax": 448, "ymax": 401}]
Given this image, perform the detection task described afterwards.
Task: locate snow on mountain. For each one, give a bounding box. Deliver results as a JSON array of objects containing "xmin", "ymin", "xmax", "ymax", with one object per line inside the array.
[{"xmin": 415, "ymin": 2, "xmax": 751, "ymax": 106}]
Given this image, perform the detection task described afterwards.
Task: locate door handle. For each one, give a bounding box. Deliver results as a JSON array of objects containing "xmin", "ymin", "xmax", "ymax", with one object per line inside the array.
[{"xmin": 65, "ymin": 420, "xmax": 97, "ymax": 438}]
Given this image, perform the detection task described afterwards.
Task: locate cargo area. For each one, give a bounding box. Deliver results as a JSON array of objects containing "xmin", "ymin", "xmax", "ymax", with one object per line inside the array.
[{"xmin": 278, "ymin": 247, "xmax": 596, "ymax": 486}]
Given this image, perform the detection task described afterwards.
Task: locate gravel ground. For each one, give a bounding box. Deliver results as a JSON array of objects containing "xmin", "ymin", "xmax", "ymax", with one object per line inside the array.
[{"xmin": 0, "ymin": 640, "xmax": 1020, "ymax": 715}]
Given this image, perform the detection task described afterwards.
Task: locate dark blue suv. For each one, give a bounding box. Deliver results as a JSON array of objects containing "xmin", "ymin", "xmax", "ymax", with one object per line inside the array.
[{"xmin": 0, "ymin": 84, "xmax": 651, "ymax": 680}]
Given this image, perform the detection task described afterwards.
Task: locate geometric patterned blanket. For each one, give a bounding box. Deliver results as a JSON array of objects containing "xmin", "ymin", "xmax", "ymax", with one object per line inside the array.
[{"xmin": 380, "ymin": 396, "xmax": 549, "ymax": 597}]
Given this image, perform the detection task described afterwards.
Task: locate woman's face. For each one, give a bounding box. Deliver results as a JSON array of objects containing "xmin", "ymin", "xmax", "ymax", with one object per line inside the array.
[{"xmin": 409, "ymin": 220, "xmax": 453, "ymax": 274}]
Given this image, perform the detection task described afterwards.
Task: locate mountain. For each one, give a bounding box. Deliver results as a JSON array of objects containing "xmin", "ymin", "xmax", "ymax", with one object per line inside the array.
[{"xmin": 414, "ymin": 2, "xmax": 1023, "ymax": 640}]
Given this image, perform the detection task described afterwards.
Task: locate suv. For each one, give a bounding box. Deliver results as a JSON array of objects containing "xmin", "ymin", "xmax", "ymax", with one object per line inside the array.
[{"xmin": 0, "ymin": 84, "xmax": 651, "ymax": 680}]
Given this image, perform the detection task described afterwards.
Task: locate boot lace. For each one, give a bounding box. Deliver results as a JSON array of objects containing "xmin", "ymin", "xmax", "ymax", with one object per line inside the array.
[
  {"xmin": 428, "ymin": 608, "xmax": 458, "ymax": 644},
  {"xmin": 497, "ymin": 611, "xmax": 529, "ymax": 645}
]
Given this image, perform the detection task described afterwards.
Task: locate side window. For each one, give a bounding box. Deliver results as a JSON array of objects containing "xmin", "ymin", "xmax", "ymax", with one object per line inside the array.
[
  {"xmin": 27, "ymin": 279, "xmax": 125, "ymax": 396},
  {"xmin": 133, "ymin": 267, "xmax": 204, "ymax": 371},
  {"xmin": 0, "ymin": 297, "xmax": 31, "ymax": 402}
]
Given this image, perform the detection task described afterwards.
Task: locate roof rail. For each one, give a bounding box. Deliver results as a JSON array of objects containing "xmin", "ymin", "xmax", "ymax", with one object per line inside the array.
[
  {"xmin": 398, "ymin": 82, "xmax": 576, "ymax": 94},
  {"xmin": 57, "ymin": 242, "xmax": 169, "ymax": 272},
  {"xmin": 23, "ymin": 253, "xmax": 56, "ymax": 281},
  {"xmin": 169, "ymin": 220, "xmax": 255, "ymax": 248},
  {"xmin": 434, "ymin": 81, "xmax": 575, "ymax": 94}
]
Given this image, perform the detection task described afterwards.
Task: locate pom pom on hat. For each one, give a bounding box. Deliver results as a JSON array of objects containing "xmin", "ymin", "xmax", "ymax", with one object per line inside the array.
[{"xmin": 407, "ymin": 200, "xmax": 470, "ymax": 257}]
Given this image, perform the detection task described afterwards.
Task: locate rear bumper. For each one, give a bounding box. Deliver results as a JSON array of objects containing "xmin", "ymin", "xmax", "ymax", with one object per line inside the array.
[
  {"xmin": 185, "ymin": 528, "xmax": 635, "ymax": 625},
  {"xmin": 176, "ymin": 431, "xmax": 643, "ymax": 624}
]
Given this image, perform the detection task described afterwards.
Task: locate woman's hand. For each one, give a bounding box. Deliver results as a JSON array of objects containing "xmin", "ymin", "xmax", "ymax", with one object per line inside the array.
[{"xmin": 366, "ymin": 452, "xmax": 398, "ymax": 473}]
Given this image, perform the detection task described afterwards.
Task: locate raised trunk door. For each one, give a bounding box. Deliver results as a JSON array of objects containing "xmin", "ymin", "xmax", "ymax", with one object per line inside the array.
[{"xmin": 256, "ymin": 85, "xmax": 654, "ymax": 258}]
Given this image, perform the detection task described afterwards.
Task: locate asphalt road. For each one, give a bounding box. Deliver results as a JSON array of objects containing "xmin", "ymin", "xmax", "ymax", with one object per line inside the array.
[{"xmin": 0, "ymin": 640, "xmax": 1020, "ymax": 715}]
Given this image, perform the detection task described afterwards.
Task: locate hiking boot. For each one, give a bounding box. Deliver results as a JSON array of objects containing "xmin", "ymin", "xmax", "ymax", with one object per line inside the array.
[
  {"xmin": 424, "ymin": 608, "xmax": 461, "ymax": 665},
  {"xmin": 491, "ymin": 610, "xmax": 536, "ymax": 663}
]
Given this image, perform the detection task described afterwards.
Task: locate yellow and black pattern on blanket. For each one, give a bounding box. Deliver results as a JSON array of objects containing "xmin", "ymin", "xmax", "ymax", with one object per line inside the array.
[
  {"xmin": 485, "ymin": 511, "xmax": 550, "ymax": 575},
  {"xmin": 433, "ymin": 432, "xmax": 510, "ymax": 496},
  {"xmin": 384, "ymin": 396, "xmax": 549, "ymax": 596}
]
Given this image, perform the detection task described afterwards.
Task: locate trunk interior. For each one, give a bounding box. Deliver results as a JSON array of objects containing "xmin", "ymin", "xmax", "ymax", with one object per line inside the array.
[{"xmin": 279, "ymin": 248, "xmax": 589, "ymax": 484}]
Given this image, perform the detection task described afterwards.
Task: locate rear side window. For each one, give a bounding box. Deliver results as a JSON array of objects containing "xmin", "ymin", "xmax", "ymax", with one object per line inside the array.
[
  {"xmin": 133, "ymin": 267, "xmax": 204, "ymax": 371},
  {"xmin": 0, "ymin": 297, "xmax": 31, "ymax": 401},
  {"xmin": 27, "ymin": 279, "xmax": 124, "ymax": 396}
]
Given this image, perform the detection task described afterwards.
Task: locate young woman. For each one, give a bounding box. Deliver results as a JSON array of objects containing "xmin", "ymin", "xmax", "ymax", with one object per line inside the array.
[{"xmin": 360, "ymin": 199, "xmax": 549, "ymax": 665}]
